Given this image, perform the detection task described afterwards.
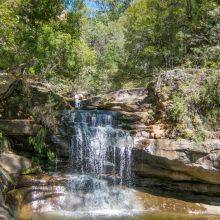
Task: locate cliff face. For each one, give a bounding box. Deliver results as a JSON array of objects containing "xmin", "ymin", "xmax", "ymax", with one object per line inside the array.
[
  {"xmin": 0, "ymin": 70, "xmax": 219, "ymax": 219},
  {"xmin": 0, "ymin": 73, "xmax": 69, "ymax": 219},
  {"xmin": 77, "ymin": 69, "xmax": 220, "ymax": 196}
]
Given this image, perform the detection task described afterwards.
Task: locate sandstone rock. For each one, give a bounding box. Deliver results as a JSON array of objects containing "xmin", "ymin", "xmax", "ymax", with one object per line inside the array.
[
  {"xmin": 80, "ymin": 88, "xmax": 149, "ymax": 112},
  {"xmin": 135, "ymin": 177, "xmax": 220, "ymax": 197},
  {"xmin": 6, "ymin": 174, "xmax": 79, "ymax": 219},
  {"xmin": 29, "ymin": 84, "xmax": 67, "ymax": 110},
  {"xmin": 0, "ymin": 119, "xmax": 40, "ymax": 136},
  {"xmin": 6, "ymin": 185, "xmax": 64, "ymax": 219},
  {"xmin": 146, "ymin": 125, "xmax": 166, "ymax": 138},
  {"xmin": 0, "ymin": 202, "xmax": 14, "ymax": 220},
  {"xmin": 0, "ymin": 151, "xmax": 34, "ymax": 219},
  {"xmin": 8, "ymin": 180, "xmax": 220, "ymax": 219},
  {"xmin": 15, "ymin": 174, "xmax": 70, "ymax": 189},
  {"xmin": 133, "ymin": 139, "xmax": 220, "ymax": 189},
  {"xmin": 51, "ymin": 134, "xmax": 69, "ymax": 158},
  {"xmin": 0, "ymin": 151, "xmax": 33, "ymax": 175},
  {"xmin": 108, "ymin": 88, "xmax": 148, "ymax": 101},
  {"xmin": 0, "ymin": 171, "xmax": 15, "ymax": 220},
  {"xmin": 0, "ymin": 73, "xmax": 17, "ymax": 100}
]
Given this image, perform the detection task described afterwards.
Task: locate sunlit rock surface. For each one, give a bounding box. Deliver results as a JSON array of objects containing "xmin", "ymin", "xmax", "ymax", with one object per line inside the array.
[{"xmin": 79, "ymin": 86, "xmax": 220, "ymax": 197}]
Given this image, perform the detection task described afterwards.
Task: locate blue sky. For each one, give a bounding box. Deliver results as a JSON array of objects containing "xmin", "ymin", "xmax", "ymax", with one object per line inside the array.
[
  {"xmin": 66, "ymin": 0, "xmax": 99, "ymax": 11},
  {"xmin": 85, "ymin": 0, "xmax": 99, "ymax": 10}
]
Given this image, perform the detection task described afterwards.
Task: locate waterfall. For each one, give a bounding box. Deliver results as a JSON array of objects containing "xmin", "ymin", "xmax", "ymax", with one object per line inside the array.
[
  {"xmin": 67, "ymin": 110, "xmax": 133, "ymax": 185},
  {"xmin": 30, "ymin": 110, "xmax": 143, "ymax": 217},
  {"xmin": 74, "ymin": 94, "xmax": 81, "ymax": 108}
]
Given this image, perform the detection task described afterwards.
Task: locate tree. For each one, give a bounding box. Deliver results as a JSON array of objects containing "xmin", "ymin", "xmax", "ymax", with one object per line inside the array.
[
  {"xmin": 0, "ymin": 0, "xmax": 20, "ymax": 69},
  {"xmin": 93, "ymin": 0, "xmax": 132, "ymax": 19},
  {"xmin": 119, "ymin": 0, "xmax": 219, "ymax": 84}
]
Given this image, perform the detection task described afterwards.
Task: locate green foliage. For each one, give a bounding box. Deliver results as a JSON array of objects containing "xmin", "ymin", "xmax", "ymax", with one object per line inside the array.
[
  {"xmin": 75, "ymin": 16, "xmax": 126, "ymax": 93},
  {"xmin": 29, "ymin": 128, "xmax": 47, "ymax": 155},
  {"xmin": 0, "ymin": 0, "xmax": 219, "ymax": 95},
  {"xmin": 0, "ymin": 131, "xmax": 8, "ymax": 152},
  {"xmin": 22, "ymin": 166, "xmax": 42, "ymax": 175},
  {"xmin": 199, "ymin": 71, "xmax": 220, "ymax": 130},
  {"xmin": 29, "ymin": 127, "xmax": 56, "ymax": 164},
  {"xmin": 0, "ymin": 0, "xmax": 20, "ymax": 69},
  {"xmin": 94, "ymin": 0, "xmax": 132, "ymax": 20},
  {"xmin": 171, "ymin": 94, "xmax": 188, "ymax": 122},
  {"xmin": 34, "ymin": 25, "xmax": 78, "ymax": 76},
  {"xmin": 19, "ymin": 0, "xmax": 63, "ymax": 24},
  {"xmin": 158, "ymin": 69, "xmax": 219, "ymax": 140},
  {"xmin": 181, "ymin": 129, "xmax": 206, "ymax": 143},
  {"xmin": 121, "ymin": 0, "xmax": 219, "ymax": 82},
  {"xmin": 0, "ymin": 131, "xmax": 11, "ymax": 151},
  {"xmin": 47, "ymin": 150, "xmax": 56, "ymax": 161},
  {"xmin": 0, "ymin": 0, "xmax": 84, "ymax": 78}
]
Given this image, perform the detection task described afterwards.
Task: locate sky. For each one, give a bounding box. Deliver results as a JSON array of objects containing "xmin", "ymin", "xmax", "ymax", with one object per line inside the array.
[
  {"xmin": 85, "ymin": 0, "xmax": 99, "ymax": 10},
  {"xmin": 66, "ymin": 0, "xmax": 99, "ymax": 11}
]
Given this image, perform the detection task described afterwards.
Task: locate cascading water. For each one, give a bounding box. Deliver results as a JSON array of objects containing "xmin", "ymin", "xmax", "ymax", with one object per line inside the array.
[
  {"xmin": 67, "ymin": 110, "xmax": 133, "ymax": 185},
  {"xmin": 30, "ymin": 110, "xmax": 143, "ymax": 218}
]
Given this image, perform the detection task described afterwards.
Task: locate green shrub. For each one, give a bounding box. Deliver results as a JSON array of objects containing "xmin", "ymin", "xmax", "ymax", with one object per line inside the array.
[
  {"xmin": 29, "ymin": 128, "xmax": 56, "ymax": 165},
  {"xmin": 0, "ymin": 131, "xmax": 9, "ymax": 152},
  {"xmin": 158, "ymin": 69, "xmax": 219, "ymax": 140},
  {"xmin": 29, "ymin": 128, "xmax": 46, "ymax": 155},
  {"xmin": 170, "ymin": 94, "xmax": 188, "ymax": 122}
]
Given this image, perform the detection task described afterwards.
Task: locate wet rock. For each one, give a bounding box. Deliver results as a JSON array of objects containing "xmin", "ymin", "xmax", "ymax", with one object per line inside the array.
[
  {"xmin": 0, "ymin": 198, "xmax": 14, "ymax": 219},
  {"xmin": 15, "ymin": 174, "xmax": 70, "ymax": 189},
  {"xmin": 0, "ymin": 175, "xmax": 15, "ymax": 220},
  {"xmin": 135, "ymin": 177, "xmax": 220, "ymax": 197},
  {"xmin": 51, "ymin": 134, "xmax": 69, "ymax": 158},
  {"xmin": 135, "ymin": 190, "xmax": 220, "ymax": 215},
  {"xmin": 5, "ymin": 174, "xmax": 71, "ymax": 219}
]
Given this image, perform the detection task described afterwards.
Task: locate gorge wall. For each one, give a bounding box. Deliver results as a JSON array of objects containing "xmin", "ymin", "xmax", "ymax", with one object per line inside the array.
[
  {"xmin": 0, "ymin": 69, "xmax": 220, "ymax": 219},
  {"xmin": 77, "ymin": 86, "xmax": 220, "ymax": 197}
]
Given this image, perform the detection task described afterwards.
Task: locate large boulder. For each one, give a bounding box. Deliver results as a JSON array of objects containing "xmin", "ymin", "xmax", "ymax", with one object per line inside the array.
[
  {"xmin": 80, "ymin": 88, "xmax": 150, "ymax": 112},
  {"xmin": 133, "ymin": 138, "xmax": 220, "ymax": 195},
  {"xmin": 0, "ymin": 151, "xmax": 34, "ymax": 220},
  {"xmin": 0, "ymin": 151, "xmax": 33, "ymax": 175}
]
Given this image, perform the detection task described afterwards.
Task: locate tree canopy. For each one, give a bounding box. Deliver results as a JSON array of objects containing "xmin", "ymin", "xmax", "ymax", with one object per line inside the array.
[{"xmin": 0, "ymin": 0, "xmax": 219, "ymax": 93}]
